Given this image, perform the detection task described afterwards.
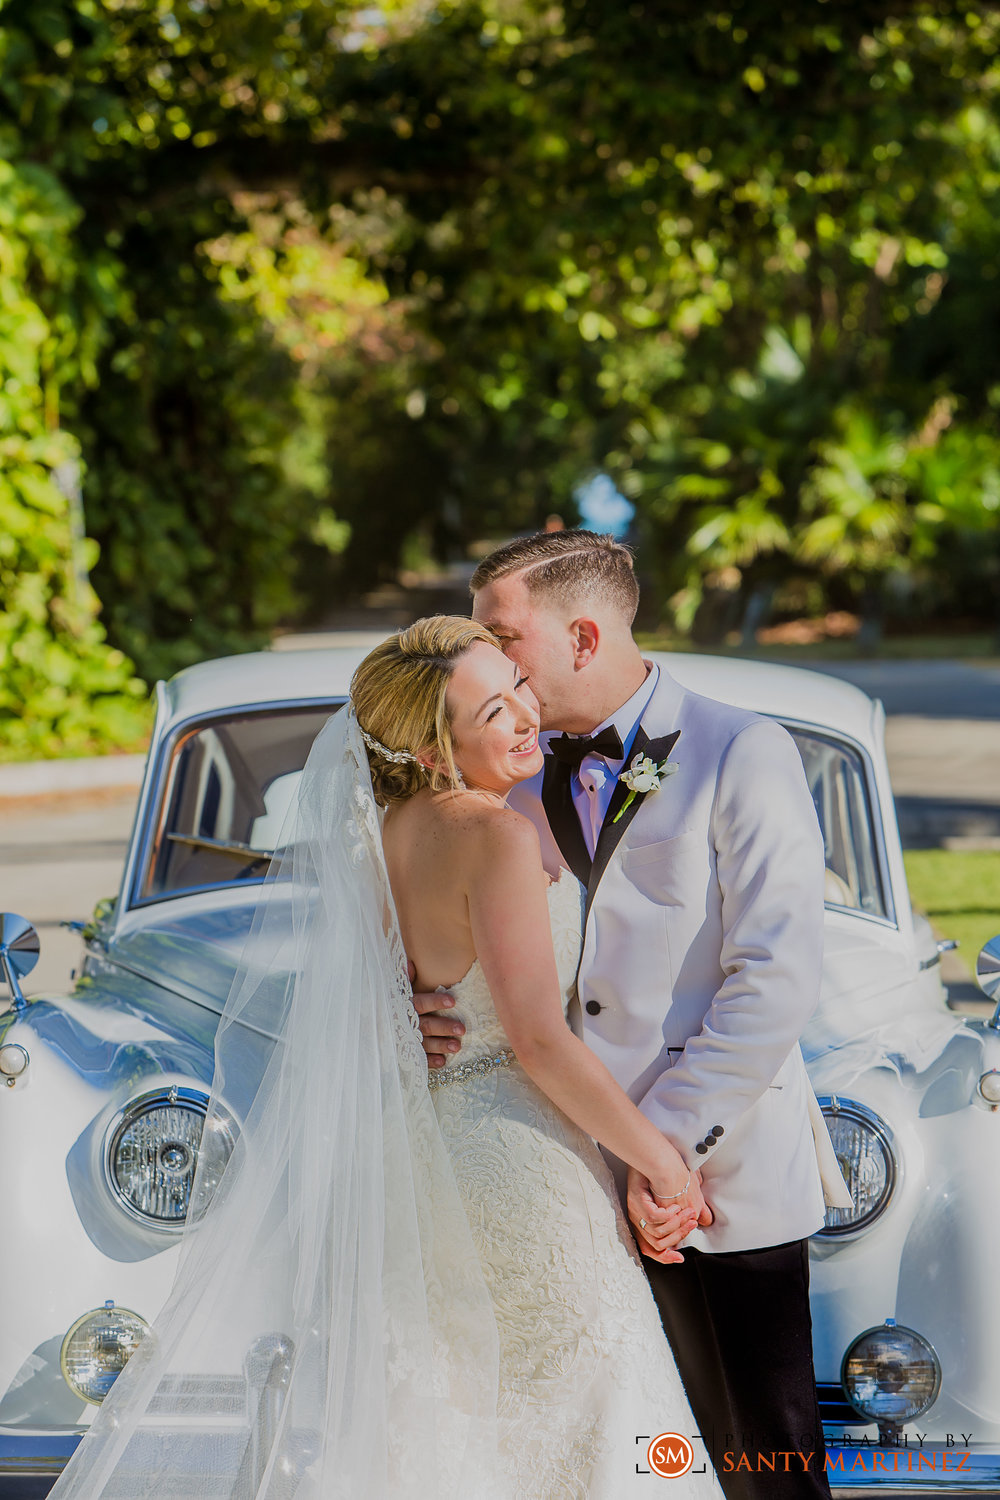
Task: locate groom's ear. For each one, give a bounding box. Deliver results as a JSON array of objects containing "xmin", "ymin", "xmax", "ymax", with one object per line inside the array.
[{"xmin": 569, "ymin": 617, "xmax": 600, "ymax": 668}]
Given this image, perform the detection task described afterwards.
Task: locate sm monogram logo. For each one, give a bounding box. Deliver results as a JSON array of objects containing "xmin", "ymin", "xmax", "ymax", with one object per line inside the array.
[{"xmin": 646, "ymin": 1432, "xmax": 695, "ymax": 1478}]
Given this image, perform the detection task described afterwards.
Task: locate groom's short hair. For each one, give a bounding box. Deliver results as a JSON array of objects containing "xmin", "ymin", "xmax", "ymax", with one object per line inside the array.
[{"xmin": 470, "ymin": 530, "xmax": 639, "ymax": 624}]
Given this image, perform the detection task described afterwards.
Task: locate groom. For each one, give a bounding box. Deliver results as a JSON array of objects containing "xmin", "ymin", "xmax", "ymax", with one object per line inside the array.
[{"xmin": 416, "ymin": 530, "xmax": 836, "ymax": 1500}]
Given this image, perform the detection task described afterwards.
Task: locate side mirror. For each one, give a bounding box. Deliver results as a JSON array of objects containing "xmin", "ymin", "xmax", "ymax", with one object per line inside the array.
[
  {"xmin": 976, "ymin": 936, "xmax": 1000, "ymax": 1032},
  {"xmin": 0, "ymin": 914, "xmax": 40, "ymax": 1015}
]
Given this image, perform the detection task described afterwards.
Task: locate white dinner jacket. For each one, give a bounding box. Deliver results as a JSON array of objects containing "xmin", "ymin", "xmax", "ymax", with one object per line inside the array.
[{"xmin": 510, "ymin": 665, "xmax": 832, "ymax": 1254}]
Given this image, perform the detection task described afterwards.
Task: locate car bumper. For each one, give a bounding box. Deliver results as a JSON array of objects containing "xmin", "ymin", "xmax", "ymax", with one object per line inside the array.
[
  {"xmin": 4, "ymin": 1428, "xmax": 1000, "ymax": 1493},
  {"xmin": 0, "ymin": 1429, "xmax": 83, "ymax": 1478}
]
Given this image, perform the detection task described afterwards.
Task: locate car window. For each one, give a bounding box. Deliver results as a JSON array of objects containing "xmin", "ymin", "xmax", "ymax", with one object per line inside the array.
[
  {"xmin": 142, "ymin": 707, "xmax": 337, "ymax": 900},
  {"xmin": 787, "ymin": 728, "xmax": 888, "ymax": 920},
  {"xmin": 141, "ymin": 705, "xmax": 888, "ymax": 920}
]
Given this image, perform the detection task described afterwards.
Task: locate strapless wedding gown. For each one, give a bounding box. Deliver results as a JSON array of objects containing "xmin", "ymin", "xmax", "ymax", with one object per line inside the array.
[{"xmin": 428, "ymin": 870, "xmax": 721, "ymax": 1498}]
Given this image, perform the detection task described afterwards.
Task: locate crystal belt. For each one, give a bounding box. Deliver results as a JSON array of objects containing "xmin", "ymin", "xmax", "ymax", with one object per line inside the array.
[{"xmin": 427, "ymin": 1047, "xmax": 515, "ymax": 1090}]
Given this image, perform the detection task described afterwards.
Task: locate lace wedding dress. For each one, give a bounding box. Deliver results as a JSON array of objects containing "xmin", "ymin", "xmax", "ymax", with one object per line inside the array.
[{"xmin": 429, "ymin": 868, "xmax": 721, "ymax": 1498}]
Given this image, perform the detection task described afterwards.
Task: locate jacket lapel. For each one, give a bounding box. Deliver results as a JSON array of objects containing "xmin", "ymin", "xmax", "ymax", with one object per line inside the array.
[
  {"xmin": 586, "ymin": 728, "xmax": 681, "ymax": 916},
  {"xmin": 541, "ymin": 753, "xmax": 593, "ymax": 887}
]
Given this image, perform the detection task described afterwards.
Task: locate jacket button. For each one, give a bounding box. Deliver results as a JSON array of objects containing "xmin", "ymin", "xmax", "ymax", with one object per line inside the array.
[
  {"xmin": 711, "ymin": 1125, "xmax": 724, "ymax": 1137},
  {"xmin": 695, "ymin": 1142, "xmax": 709, "ymax": 1155},
  {"xmin": 585, "ymin": 1000, "xmax": 602, "ymax": 1016}
]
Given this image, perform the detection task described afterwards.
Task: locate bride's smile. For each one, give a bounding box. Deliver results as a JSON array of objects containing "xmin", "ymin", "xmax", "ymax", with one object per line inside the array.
[{"xmin": 443, "ymin": 640, "xmax": 544, "ymax": 793}]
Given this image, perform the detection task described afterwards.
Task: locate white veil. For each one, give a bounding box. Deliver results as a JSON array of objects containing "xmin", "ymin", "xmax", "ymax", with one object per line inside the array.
[{"xmin": 49, "ymin": 708, "xmax": 505, "ymax": 1500}]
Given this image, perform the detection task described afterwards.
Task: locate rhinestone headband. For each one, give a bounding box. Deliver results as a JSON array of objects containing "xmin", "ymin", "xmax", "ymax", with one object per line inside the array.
[{"xmin": 359, "ymin": 726, "xmax": 419, "ymax": 766}]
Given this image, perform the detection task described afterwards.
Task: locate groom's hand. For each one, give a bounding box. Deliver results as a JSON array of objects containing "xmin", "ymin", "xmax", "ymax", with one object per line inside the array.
[{"xmin": 408, "ymin": 963, "xmax": 465, "ymax": 1069}]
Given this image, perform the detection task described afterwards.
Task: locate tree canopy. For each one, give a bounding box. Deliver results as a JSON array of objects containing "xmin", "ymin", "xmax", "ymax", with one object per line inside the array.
[{"xmin": 2, "ymin": 0, "xmax": 999, "ymax": 753}]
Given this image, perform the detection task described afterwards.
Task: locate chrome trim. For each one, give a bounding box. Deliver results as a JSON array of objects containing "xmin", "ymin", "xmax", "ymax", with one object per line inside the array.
[
  {"xmin": 778, "ymin": 720, "xmax": 897, "ymax": 929},
  {"xmin": 243, "ymin": 1334, "xmax": 295, "ymax": 1487},
  {"xmin": 0, "ymin": 1430, "xmax": 83, "ymax": 1477},
  {"xmin": 919, "ymin": 938, "xmax": 959, "ymax": 972},
  {"xmin": 0, "ymin": 913, "xmax": 40, "ymax": 1015},
  {"xmin": 814, "ymin": 1095, "xmax": 899, "ymax": 1238},
  {"xmin": 113, "ymin": 678, "xmax": 169, "ymax": 935},
  {"xmin": 129, "ymin": 869, "xmax": 286, "ymax": 911},
  {"xmin": 102, "ymin": 1085, "xmax": 216, "ymax": 1232},
  {"xmin": 821, "ymin": 902, "xmax": 900, "ymax": 933},
  {"xmin": 125, "ymin": 697, "xmax": 344, "ymax": 913},
  {"xmin": 976, "ymin": 935, "xmax": 1000, "ymax": 1032}
]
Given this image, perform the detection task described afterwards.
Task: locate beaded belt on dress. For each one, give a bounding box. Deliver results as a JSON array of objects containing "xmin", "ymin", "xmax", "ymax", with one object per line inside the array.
[{"xmin": 427, "ymin": 1047, "xmax": 515, "ymax": 1090}]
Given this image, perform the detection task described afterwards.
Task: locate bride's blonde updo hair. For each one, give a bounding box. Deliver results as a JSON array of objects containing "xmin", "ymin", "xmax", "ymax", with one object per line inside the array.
[{"xmin": 351, "ymin": 615, "xmax": 499, "ymax": 807}]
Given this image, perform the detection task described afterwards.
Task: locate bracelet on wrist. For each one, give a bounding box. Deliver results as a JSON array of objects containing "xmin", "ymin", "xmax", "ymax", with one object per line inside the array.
[{"xmin": 654, "ymin": 1172, "xmax": 691, "ymax": 1203}]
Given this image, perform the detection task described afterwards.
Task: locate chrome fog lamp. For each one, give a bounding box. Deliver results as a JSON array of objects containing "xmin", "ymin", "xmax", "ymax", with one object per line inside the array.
[
  {"xmin": 978, "ymin": 1069, "xmax": 1000, "ymax": 1106},
  {"xmin": 60, "ymin": 1301, "xmax": 150, "ymax": 1404},
  {"xmin": 106, "ymin": 1087, "xmax": 234, "ymax": 1227},
  {"xmin": 0, "ymin": 1043, "xmax": 29, "ymax": 1081},
  {"xmin": 841, "ymin": 1320, "xmax": 941, "ymax": 1442},
  {"xmin": 816, "ymin": 1097, "xmax": 897, "ymax": 1236}
]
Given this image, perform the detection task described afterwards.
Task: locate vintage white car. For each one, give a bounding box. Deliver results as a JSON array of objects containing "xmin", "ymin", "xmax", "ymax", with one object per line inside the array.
[{"xmin": 2, "ymin": 647, "xmax": 999, "ymax": 1494}]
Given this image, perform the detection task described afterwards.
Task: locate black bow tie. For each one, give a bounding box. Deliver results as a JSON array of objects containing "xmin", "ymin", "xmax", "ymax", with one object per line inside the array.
[{"xmin": 547, "ymin": 725, "xmax": 625, "ymax": 769}]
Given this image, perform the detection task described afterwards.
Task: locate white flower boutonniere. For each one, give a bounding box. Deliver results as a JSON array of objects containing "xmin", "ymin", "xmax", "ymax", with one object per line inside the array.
[{"xmin": 612, "ymin": 753, "xmax": 679, "ymax": 824}]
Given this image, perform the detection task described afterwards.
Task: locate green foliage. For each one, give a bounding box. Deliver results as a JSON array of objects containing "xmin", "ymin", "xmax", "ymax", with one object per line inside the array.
[
  {"xmin": 4, "ymin": 0, "xmax": 1000, "ymax": 762},
  {"xmin": 0, "ymin": 154, "xmax": 148, "ymax": 760}
]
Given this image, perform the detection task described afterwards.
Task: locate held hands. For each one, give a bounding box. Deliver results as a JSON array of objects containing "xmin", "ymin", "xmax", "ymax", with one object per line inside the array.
[
  {"xmin": 409, "ymin": 961, "xmax": 714, "ymax": 1266},
  {"xmin": 409, "ymin": 963, "xmax": 464, "ymax": 1069},
  {"xmin": 627, "ymin": 1164, "xmax": 713, "ymax": 1265}
]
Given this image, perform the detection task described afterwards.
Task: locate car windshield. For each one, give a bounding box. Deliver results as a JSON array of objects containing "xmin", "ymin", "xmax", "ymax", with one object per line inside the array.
[
  {"xmin": 788, "ymin": 728, "xmax": 889, "ymax": 920},
  {"xmin": 141, "ymin": 706, "xmax": 339, "ymax": 901},
  {"xmin": 142, "ymin": 707, "xmax": 889, "ymax": 921}
]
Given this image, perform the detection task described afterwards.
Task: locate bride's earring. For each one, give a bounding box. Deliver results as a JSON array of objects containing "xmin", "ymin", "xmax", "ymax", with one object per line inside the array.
[{"xmin": 454, "ymin": 766, "xmax": 466, "ymax": 787}]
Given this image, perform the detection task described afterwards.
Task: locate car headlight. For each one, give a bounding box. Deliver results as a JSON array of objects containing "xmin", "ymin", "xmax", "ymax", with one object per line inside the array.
[
  {"xmin": 842, "ymin": 1320, "xmax": 941, "ymax": 1428},
  {"xmin": 105, "ymin": 1087, "xmax": 234, "ymax": 1228},
  {"xmin": 816, "ymin": 1096, "xmax": 897, "ymax": 1236},
  {"xmin": 60, "ymin": 1301, "xmax": 150, "ymax": 1404}
]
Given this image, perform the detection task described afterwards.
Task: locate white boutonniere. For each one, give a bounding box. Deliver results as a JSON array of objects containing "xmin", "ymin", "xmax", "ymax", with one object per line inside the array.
[{"xmin": 612, "ymin": 753, "xmax": 679, "ymax": 823}]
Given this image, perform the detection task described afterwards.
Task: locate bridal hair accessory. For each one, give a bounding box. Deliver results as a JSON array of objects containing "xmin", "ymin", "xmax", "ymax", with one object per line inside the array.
[
  {"xmin": 355, "ymin": 716, "xmax": 466, "ymax": 785},
  {"xmin": 612, "ymin": 752, "xmax": 679, "ymax": 824},
  {"xmin": 358, "ymin": 724, "xmax": 419, "ymax": 765}
]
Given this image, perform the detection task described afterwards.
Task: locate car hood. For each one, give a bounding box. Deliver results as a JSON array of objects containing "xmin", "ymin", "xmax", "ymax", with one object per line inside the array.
[
  {"xmin": 804, "ymin": 919, "xmax": 966, "ymax": 1092},
  {"xmin": 104, "ymin": 890, "xmax": 304, "ymax": 1037},
  {"xmin": 102, "ymin": 895, "xmax": 968, "ymax": 1080}
]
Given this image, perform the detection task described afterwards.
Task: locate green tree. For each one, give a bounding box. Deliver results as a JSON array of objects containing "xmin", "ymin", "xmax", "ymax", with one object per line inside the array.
[{"xmin": 0, "ymin": 153, "xmax": 147, "ymax": 758}]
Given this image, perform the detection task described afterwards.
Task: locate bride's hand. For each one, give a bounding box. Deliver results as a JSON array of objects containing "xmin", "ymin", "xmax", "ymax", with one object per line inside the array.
[
  {"xmin": 626, "ymin": 1167, "xmax": 696, "ymax": 1263},
  {"xmin": 650, "ymin": 1158, "xmax": 713, "ymax": 1231},
  {"xmin": 627, "ymin": 1166, "xmax": 713, "ymax": 1263}
]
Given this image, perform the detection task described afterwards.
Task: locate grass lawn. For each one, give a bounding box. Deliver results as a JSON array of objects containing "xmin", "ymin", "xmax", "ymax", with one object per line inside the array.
[{"xmin": 902, "ymin": 849, "xmax": 1000, "ymax": 976}]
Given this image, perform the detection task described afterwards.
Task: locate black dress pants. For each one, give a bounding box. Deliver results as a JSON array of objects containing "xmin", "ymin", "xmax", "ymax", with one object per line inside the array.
[{"xmin": 644, "ymin": 1238, "xmax": 833, "ymax": 1500}]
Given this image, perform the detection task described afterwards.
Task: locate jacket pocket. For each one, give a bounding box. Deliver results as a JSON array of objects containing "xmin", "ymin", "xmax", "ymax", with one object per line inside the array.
[{"xmin": 619, "ymin": 829, "xmax": 706, "ymax": 906}]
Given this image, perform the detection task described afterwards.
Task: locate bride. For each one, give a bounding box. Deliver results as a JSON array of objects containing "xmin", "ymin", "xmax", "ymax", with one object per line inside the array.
[{"xmin": 49, "ymin": 617, "xmax": 721, "ymax": 1500}]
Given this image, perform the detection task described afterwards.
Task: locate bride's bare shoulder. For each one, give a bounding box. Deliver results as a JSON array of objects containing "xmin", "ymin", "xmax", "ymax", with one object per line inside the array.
[
  {"xmin": 429, "ymin": 791, "xmax": 543, "ymax": 861},
  {"xmin": 419, "ymin": 792, "xmax": 536, "ymax": 852},
  {"xmin": 384, "ymin": 789, "xmax": 542, "ymax": 877}
]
